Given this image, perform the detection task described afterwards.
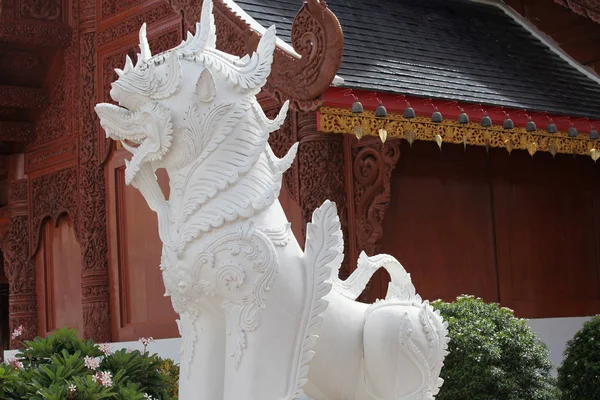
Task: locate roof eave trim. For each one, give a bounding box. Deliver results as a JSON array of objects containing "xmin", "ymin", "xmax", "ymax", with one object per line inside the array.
[
  {"xmin": 473, "ymin": 0, "xmax": 600, "ymax": 85},
  {"xmin": 222, "ymin": 0, "xmax": 302, "ymax": 58}
]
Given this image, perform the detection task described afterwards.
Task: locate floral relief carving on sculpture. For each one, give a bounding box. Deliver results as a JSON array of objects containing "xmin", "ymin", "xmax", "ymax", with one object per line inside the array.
[
  {"xmin": 20, "ymin": 0, "xmax": 62, "ymax": 20},
  {"xmin": 353, "ymin": 141, "xmax": 401, "ymax": 258},
  {"xmin": 30, "ymin": 167, "xmax": 77, "ymax": 255}
]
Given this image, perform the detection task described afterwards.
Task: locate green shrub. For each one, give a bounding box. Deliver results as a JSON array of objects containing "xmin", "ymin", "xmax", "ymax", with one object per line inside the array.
[
  {"xmin": 557, "ymin": 315, "xmax": 600, "ymax": 400},
  {"xmin": 2, "ymin": 327, "xmax": 179, "ymax": 399},
  {"xmin": 432, "ymin": 295, "xmax": 558, "ymax": 400}
]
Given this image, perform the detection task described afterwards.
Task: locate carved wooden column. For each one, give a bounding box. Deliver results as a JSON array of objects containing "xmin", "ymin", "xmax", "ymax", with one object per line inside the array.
[
  {"xmin": 347, "ymin": 139, "xmax": 401, "ymax": 301},
  {"xmin": 4, "ymin": 178, "xmax": 37, "ymax": 348},
  {"xmin": 352, "ymin": 141, "xmax": 401, "ymax": 257},
  {"xmin": 77, "ymin": 0, "xmax": 111, "ymax": 343}
]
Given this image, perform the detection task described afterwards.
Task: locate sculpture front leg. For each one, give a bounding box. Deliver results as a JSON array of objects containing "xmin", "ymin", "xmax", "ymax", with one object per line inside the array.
[
  {"xmin": 221, "ymin": 266, "xmax": 306, "ymax": 400},
  {"xmin": 178, "ymin": 310, "xmax": 226, "ymax": 400}
]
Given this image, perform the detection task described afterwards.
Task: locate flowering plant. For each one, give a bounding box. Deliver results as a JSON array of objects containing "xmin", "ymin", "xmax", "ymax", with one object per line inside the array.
[
  {"xmin": 0, "ymin": 327, "xmax": 179, "ymax": 399},
  {"xmin": 432, "ymin": 295, "xmax": 558, "ymax": 400}
]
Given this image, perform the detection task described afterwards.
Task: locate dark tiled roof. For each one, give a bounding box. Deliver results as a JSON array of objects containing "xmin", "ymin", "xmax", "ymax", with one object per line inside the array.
[{"xmin": 235, "ymin": 0, "xmax": 600, "ymax": 119}]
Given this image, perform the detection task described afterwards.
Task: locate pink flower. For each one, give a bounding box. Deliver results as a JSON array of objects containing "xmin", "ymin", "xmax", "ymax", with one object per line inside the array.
[
  {"xmin": 84, "ymin": 356, "xmax": 100, "ymax": 370},
  {"xmin": 94, "ymin": 371, "xmax": 113, "ymax": 387},
  {"xmin": 98, "ymin": 343, "xmax": 113, "ymax": 355},
  {"xmin": 5, "ymin": 358, "xmax": 23, "ymax": 369},
  {"xmin": 126, "ymin": 348, "xmax": 134, "ymax": 353},
  {"xmin": 10, "ymin": 325, "xmax": 24, "ymax": 340},
  {"xmin": 138, "ymin": 337, "xmax": 155, "ymax": 346}
]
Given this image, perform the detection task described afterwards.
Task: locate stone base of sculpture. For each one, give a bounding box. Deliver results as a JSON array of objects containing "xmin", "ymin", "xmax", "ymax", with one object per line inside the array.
[{"xmin": 95, "ymin": 1, "xmax": 449, "ymax": 398}]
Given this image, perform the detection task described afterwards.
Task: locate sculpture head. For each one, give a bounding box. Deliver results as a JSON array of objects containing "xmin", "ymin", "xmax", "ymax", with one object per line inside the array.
[{"xmin": 95, "ymin": 0, "xmax": 287, "ymax": 186}]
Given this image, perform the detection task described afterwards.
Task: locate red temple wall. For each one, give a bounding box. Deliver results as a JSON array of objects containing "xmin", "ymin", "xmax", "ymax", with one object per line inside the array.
[{"xmin": 377, "ymin": 142, "xmax": 600, "ymax": 318}]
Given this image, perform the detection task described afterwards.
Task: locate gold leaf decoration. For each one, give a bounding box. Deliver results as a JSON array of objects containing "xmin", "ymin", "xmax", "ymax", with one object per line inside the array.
[
  {"xmin": 435, "ymin": 134, "xmax": 443, "ymax": 149},
  {"xmin": 527, "ymin": 141, "xmax": 538, "ymax": 157},
  {"xmin": 504, "ymin": 139, "xmax": 514, "ymax": 155},
  {"xmin": 591, "ymin": 148, "xmax": 600, "ymax": 163},
  {"xmin": 319, "ymin": 107, "xmax": 598, "ymax": 158},
  {"xmin": 405, "ymin": 130, "xmax": 417, "ymax": 147},
  {"xmin": 549, "ymin": 140, "xmax": 558, "ymax": 159},
  {"xmin": 354, "ymin": 126, "xmax": 363, "ymax": 140},
  {"xmin": 379, "ymin": 128, "xmax": 388, "ymax": 143}
]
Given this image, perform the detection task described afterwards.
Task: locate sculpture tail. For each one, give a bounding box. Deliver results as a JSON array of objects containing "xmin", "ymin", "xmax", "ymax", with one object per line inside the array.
[{"xmin": 331, "ymin": 251, "xmax": 419, "ymax": 302}]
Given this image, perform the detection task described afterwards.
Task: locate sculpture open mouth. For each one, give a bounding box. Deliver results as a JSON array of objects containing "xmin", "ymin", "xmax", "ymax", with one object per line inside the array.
[{"xmin": 94, "ymin": 101, "xmax": 174, "ymax": 185}]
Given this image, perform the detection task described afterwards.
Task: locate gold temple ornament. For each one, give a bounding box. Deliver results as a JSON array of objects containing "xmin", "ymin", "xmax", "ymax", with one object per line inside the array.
[
  {"xmin": 379, "ymin": 128, "xmax": 388, "ymax": 143},
  {"xmin": 504, "ymin": 138, "xmax": 514, "ymax": 155},
  {"xmin": 527, "ymin": 140, "xmax": 538, "ymax": 157},
  {"xmin": 354, "ymin": 126, "xmax": 363, "ymax": 140},
  {"xmin": 318, "ymin": 107, "xmax": 599, "ymax": 159},
  {"xmin": 435, "ymin": 134, "xmax": 443, "ymax": 150},
  {"xmin": 591, "ymin": 148, "xmax": 600, "ymax": 163}
]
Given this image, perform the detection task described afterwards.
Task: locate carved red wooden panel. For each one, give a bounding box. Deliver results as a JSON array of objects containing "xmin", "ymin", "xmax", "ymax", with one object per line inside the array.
[
  {"xmin": 35, "ymin": 216, "xmax": 83, "ymax": 337},
  {"xmin": 106, "ymin": 149, "xmax": 178, "ymax": 341},
  {"xmin": 379, "ymin": 142, "xmax": 500, "ymax": 305},
  {"xmin": 491, "ymin": 150, "xmax": 600, "ymax": 318}
]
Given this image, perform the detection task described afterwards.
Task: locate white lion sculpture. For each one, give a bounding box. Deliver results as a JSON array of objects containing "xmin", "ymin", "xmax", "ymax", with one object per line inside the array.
[{"xmin": 95, "ymin": 1, "xmax": 449, "ymax": 399}]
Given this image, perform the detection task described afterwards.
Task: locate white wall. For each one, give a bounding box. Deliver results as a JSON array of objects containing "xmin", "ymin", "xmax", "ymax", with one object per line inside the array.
[{"xmin": 526, "ymin": 316, "xmax": 592, "ymax": 375}]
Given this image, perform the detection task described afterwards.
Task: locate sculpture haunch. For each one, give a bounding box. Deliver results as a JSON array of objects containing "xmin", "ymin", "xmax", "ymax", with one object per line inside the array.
[{"xmin": 95, "ymin": 1, "xmax": 449, "ymax": 399}]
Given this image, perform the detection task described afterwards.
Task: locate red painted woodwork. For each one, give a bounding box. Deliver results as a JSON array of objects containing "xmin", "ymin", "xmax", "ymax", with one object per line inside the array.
[
  {"xmin": 374, "ymin": 141, "xmax": 600, "ymax": 318},
  {"xmin": 491, "ymin": 150, "xmax": 600, "ymax": 318},
  {"xmin": 105, "ymin": 149, "xmax": 178, "ymax": 342},
  {"xmin": 379, "ymin": 142, "xmax": 500, "ymax": 305},
  {"xmin": 35, "ymin": 216, "xmax": 83, "ymax": 337}
]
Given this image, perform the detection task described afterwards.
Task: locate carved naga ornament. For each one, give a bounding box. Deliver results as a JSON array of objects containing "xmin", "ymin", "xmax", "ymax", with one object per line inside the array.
[{"xmin": 95, "ymin": 1, "xmax": 449, "ymax": 399}]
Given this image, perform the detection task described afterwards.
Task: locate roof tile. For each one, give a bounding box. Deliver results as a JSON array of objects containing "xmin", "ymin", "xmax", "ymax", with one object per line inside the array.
[{"xmin": 235, "ymin": 0, "xmax": 600, "ymax": 118}]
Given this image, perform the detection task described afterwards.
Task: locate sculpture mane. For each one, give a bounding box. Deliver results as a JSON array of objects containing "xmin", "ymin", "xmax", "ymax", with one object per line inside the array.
[{"xmin": 95, "ymin": 1, "xmax": 448, "ymax": 399}]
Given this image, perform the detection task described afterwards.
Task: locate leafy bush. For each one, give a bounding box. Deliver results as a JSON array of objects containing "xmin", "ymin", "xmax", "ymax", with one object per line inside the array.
[
  {"xmin": 432, "ymin": 295, "xmax": 558, "ymax": 400},
  {"xmin": 557, "ymin": 315, "xmax": 600, "ymax": 400},
  {"xmin": 1, "ymin": 327, "xmax": 179, "ymax": 399}
]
